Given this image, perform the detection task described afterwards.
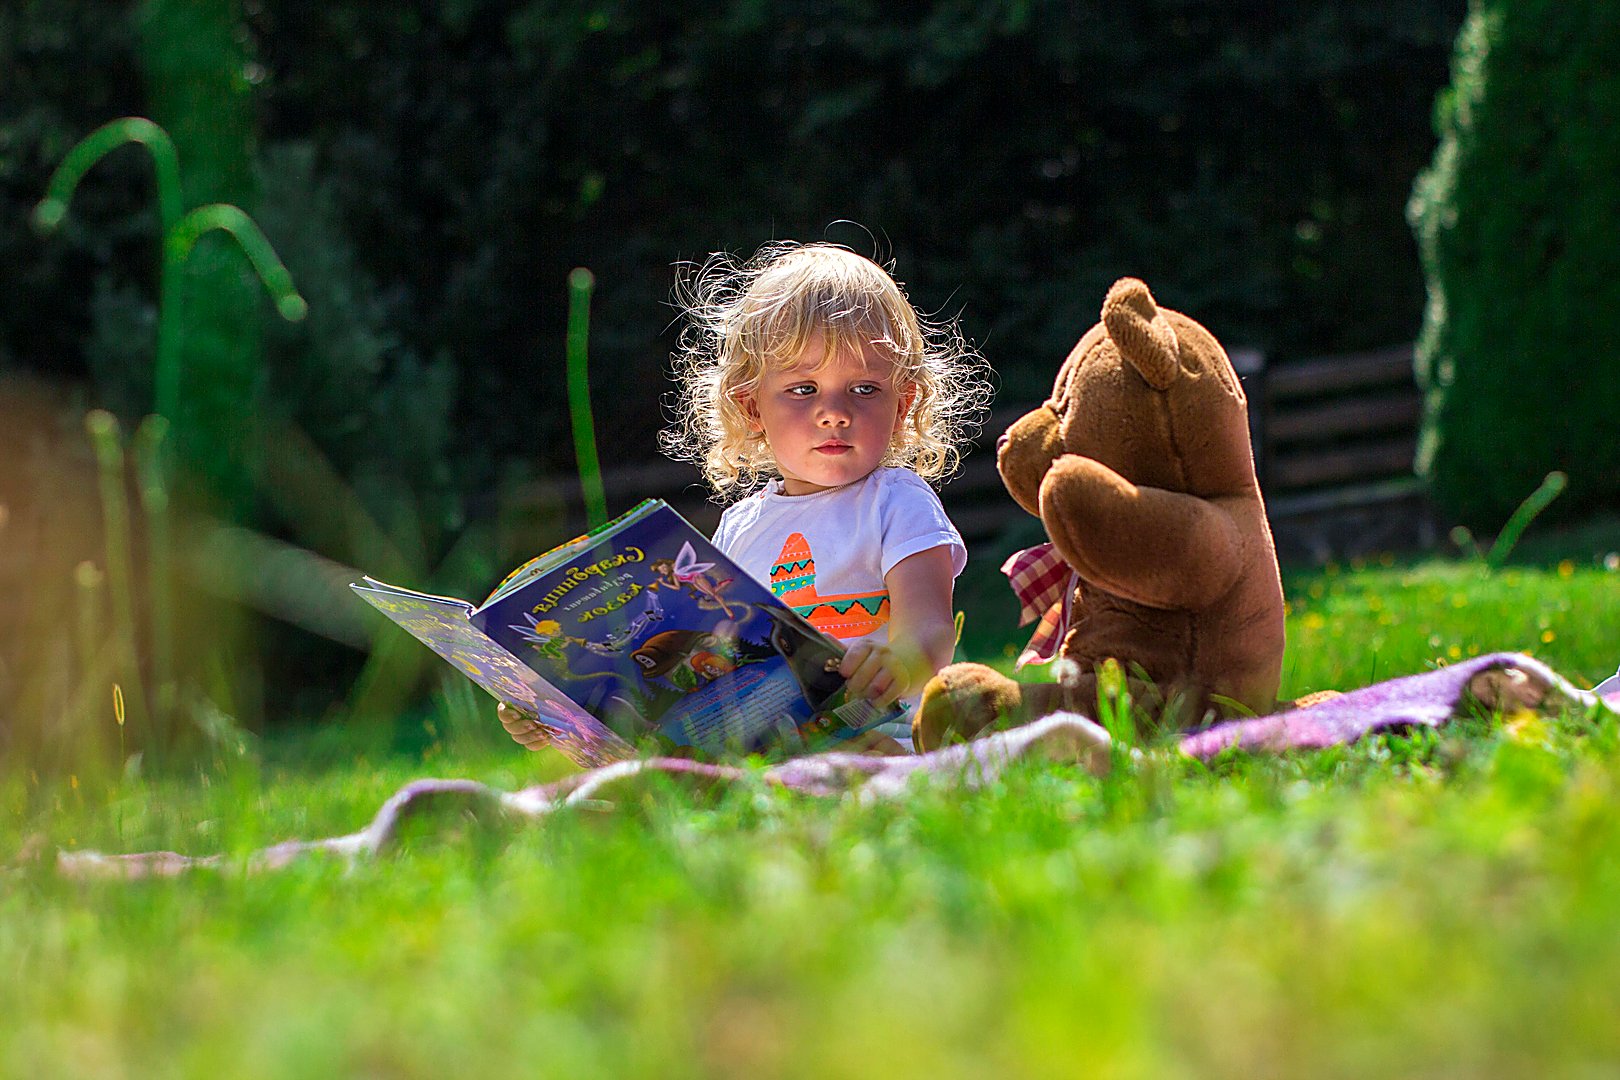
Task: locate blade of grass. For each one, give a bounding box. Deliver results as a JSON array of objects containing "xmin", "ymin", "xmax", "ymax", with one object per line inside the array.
[
  {"xmin": 132, "ymin": 415, "xmax": 175, "ymax": 744},
  {"xmin": 566, "ymin": 267, "xmax": 607, "ymax": 530},
  {"xmin": 1486, "ymin": 471, "xmax": 1568, "ymax": 568},
  {"xmin": 85, "ymin": 410, "xmax": 152, "ymax": 764}
]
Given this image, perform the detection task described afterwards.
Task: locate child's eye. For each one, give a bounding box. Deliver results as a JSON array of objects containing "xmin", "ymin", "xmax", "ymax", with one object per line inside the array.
[
  {"xmin": 851, "ymin": 384, "xmax": 882, "ymax": 396},
  {"xmin": 785, "ymin": 384, "xmax": 816, "ymax": 397}
]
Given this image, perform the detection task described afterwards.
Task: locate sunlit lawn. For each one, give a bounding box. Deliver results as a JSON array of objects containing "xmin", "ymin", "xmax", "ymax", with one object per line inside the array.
[{"xmin": 6, "ymin": 521, "xmax": 1620, "ymax": 1077}]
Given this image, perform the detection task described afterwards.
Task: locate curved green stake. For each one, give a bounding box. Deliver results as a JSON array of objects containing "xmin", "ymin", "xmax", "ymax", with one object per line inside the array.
[
  {"xmin": 166, "ymin": 203, "xmax": 307, "ymax": 319},
  {"xmin": 566, "ymin": 267, "xmax": 607, "ymax": 530},
  {"xmin": 33, "ymin": 117, "xmax": 183, "ymax": 237},
  {"xmin": 162, "ymin": 202, "xmax": 307, "ymax": 420},
  {"xmin": 34, "ymin": 118, "xmax": 306, "ymax": 425},
  {"xmin": 34, "ymin": 119, "xmax": 190, "ymax": 430}
]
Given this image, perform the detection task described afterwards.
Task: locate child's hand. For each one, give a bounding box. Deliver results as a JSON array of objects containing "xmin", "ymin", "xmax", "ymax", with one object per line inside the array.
[
  {"xmin": 497, "ymin": 703, "xmax": 555, "ymax": 752},
  {"xmin": 838, "ymin": 641, "xmax": 930, "ymax": 710}
]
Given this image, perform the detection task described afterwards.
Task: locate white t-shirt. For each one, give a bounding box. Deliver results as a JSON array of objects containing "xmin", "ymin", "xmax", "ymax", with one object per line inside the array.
[{"xmin": 712, "ymin": 467, "xmax": 967, "ymax": 747}]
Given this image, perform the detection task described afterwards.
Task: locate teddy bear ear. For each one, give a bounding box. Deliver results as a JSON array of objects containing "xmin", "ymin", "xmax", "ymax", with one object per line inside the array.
[{"xmin": 1102, "ymin": 278, "xmax": 1180, "ymax": 390}]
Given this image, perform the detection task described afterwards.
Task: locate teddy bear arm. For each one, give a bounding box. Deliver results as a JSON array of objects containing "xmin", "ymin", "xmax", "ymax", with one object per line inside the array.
[{"xmin": 1040, "ymin": 455, "xmax": 1246, "ymax": 610}]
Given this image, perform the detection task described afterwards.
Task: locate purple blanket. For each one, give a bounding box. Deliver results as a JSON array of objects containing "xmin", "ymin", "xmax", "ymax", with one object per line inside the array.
[
  {"xmin": 54, "ymin": 652, "xmax": 1613, "ymax": 879},
  {"xmin": 1181, "ymin": 651, "xmax": 1609, "ymax": 756}
]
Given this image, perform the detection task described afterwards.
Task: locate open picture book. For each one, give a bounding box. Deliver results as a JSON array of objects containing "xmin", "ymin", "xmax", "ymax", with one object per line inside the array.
[{"xmin": 352, "ymin": 500, "xmax": 904, "ymax": 768}]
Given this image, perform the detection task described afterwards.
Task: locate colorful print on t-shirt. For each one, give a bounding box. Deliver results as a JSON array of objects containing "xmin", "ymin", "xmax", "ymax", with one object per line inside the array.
[{"xmin": 768, "ymin": 533, "xmax": 890, "ymax": 640}]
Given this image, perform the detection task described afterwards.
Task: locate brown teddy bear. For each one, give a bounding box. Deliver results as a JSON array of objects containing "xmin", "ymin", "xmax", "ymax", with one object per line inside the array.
[{"xmin": 913, "ymin": 277, "xmax": 1286, "ymax": 750}]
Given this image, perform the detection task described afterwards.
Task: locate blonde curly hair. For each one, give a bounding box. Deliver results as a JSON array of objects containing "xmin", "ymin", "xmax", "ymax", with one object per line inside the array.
[{"xmin": 662, "ymin": 241, "xmax": 991, "ymax": 500}]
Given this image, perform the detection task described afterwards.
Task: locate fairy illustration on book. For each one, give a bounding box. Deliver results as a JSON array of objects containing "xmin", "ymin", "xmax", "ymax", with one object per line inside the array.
[
  {"xmin": 510, "ymin": 591, "xmax": 667, "ymax": 665},
  {"xmin": 649, "ymin": 541, "xmax": 737, "ymax": 617}
]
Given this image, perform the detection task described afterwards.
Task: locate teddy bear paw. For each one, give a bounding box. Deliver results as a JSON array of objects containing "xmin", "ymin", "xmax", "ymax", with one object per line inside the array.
[{"xmin": 913, "ymin": 662, "xmax": 1025, "ymax": 752}]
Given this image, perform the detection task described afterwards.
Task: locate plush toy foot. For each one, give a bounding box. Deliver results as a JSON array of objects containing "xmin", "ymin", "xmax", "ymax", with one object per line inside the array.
[
  {"xmin": 916, "ymin": 660, "xmax": 1118, "ymax": 751},
  {"xmin": 915, "ymin": 660, "xmax": 1248, "ymax": 752},
  {"xmin": 913, "ymin": 663, "xmax": 1029, "ymax": 752}
]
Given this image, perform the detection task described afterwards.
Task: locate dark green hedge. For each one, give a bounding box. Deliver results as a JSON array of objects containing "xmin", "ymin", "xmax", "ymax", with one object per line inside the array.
[
  {"xmin": 1410, "ymin": 0, "xmax": 1620, "ymax": 530},
  {"xmin": 4, "ymin": 1, "xmax": 1464, "ymax": 503}
]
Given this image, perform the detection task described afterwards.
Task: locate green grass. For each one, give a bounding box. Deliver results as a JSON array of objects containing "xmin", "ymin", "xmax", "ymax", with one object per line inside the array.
[{"xmin": 7, "ymin": 523, "xmax": 1620, "ymax": 1077}]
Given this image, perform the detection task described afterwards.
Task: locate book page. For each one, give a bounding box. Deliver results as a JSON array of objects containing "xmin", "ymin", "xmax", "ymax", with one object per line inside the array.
[{"xmin": 352, "ymin": 583, "xmax": 635, "ymax": 768}]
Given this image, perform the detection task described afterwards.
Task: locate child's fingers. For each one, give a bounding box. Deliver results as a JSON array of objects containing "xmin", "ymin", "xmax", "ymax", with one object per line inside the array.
[
  {"xmin": 867, "ymin": 660, "xmax": 906, "ymax": 709},
  {"xmin": 497, "ymin": 703, "xmax": 554, "ymax": 750},
  {"xmin": 511, "ymin": 725, "xmax": 555, "ymax": 750},
  {"xmin": 838, "ymin": 642, "xmax": 874, "ymax": 680},
  {"xmin": 843, "ymin": 646, "xmax": 897, "ymax": 702},
  {"xmin": 839, "ymin": 646, "xmax": 880, "ymax": 696},
  {"xmin": 872, "ymin": 673, "xmax": 905, "ymax": 710}
]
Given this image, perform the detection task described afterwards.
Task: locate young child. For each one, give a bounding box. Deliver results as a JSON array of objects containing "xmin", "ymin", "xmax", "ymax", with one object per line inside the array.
[{"xmin": 502, "ymin": 241, "xmax": 990, "ymax": 754}]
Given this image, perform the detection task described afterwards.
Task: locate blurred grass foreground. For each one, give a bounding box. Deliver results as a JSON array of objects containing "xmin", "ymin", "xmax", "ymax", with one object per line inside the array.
[
  {"xmin": 4, "ymin": 533, "xmax": 1620, "ymax": 1075},
  {"xmin": 6, "ymin": 398, "xmax": 1620, "ymax": 1073}
]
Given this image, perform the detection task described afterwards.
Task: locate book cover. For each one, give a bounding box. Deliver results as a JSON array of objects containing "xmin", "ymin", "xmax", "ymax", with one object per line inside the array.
[{"xmin": 353, "ymin": 500, "xmax": 901, "ymax": 768}]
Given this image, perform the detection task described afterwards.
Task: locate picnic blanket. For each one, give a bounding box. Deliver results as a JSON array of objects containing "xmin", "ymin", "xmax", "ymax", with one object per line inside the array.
[{"xmin": 53, "ymin": 652, "xmax": 1616, "ymax": 880}]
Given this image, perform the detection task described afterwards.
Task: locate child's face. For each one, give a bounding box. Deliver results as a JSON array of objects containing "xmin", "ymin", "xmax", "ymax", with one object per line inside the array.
[{"xmin": 738, "ymin": 336, "xmax": 914, "ymax": 496}]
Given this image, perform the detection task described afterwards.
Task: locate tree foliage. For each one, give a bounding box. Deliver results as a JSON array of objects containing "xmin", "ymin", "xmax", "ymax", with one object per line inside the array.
[
  {"xmin": 5, "ymin": 0, "xmax": 1465, "ymax": 497},
  {"xmin": 1409, "ymin": 0, "xmax": 1620, "ymax": 529},
  {"xmin": 0, "ymin": 0, "xmax": 147, "ymax": 379}
]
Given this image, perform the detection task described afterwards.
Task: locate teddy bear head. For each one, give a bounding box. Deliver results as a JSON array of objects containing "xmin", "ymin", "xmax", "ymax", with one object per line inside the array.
[{"xmin": 997, "ymin": 278, "xmax": 1257, "ymax": 515}]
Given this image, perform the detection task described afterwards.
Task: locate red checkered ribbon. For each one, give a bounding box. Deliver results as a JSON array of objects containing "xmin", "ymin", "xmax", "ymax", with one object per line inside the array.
[{"xmin": 1001, "ymin": 542, "xmax": 1077, "ymax": 666}]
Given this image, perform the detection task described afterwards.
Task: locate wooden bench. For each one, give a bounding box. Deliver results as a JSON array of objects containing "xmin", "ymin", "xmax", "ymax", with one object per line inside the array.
[
  {"xmin": 938, "ymin": 348, "xmax": 1440, "ymax": 564},
  {"xmin": 1241, "ymin": 343, "xmax": 1439, "ymax": 564}
]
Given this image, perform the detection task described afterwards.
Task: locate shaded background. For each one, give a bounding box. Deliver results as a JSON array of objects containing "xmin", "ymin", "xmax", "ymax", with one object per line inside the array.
[
  {"xmin": 2, "ymin": 0, "xmax": 1465, "ymax": 518},
  {"xmin": 3, "ymin": 0, "xmax": 1499, "ymax": 747}
]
